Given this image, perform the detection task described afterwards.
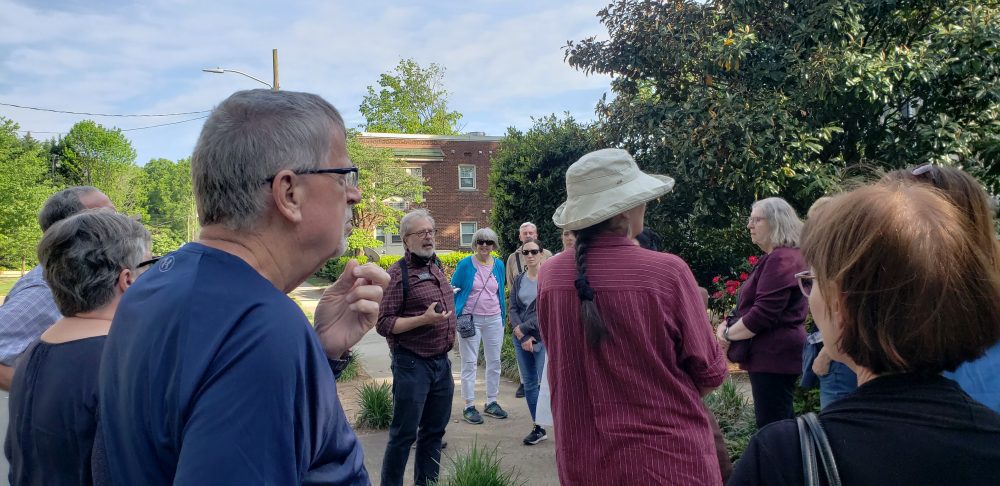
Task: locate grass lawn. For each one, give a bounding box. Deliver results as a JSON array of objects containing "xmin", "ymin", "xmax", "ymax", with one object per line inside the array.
[
  {"xmin": 305, "ymin": 276, "xmax": 332, "ymax": 287},
  {"xmin": 0, "ymin": 277, "xmax": 19, "ymax": 297}
]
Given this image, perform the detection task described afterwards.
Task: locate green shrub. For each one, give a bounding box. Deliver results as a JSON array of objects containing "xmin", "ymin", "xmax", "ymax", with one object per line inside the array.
[
  {"xmin": 433, "ymin": 441, "xmax": 525, "ymax": 486},
  {"xmin": 793, "ymin": 381, "xmax": 821, "ymax": 415},
  {"xmin": 336, "ymin": 351, "xmax": 363, "ymax": 382},
  {"xmin": 704, "ymin": 378, "xmax": 757, "ymax": 462},
  {"xmin": 315, "ymin": 252, "xmax": 473, "ymax": 281},
  {"xmin": 355, "ymin": 381, "xmax": 393, "ymax": 429}
]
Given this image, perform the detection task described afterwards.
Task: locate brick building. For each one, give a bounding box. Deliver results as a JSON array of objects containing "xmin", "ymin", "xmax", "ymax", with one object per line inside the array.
[{"xmin": 357, "ymin": 132, "xmax": 501, "ymax": 254}]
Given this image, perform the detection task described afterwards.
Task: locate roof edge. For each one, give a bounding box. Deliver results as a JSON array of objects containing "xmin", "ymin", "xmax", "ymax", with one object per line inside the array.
[{"xmin": 359, "ymin": 132, "xmax": 504, "ymax": 142}]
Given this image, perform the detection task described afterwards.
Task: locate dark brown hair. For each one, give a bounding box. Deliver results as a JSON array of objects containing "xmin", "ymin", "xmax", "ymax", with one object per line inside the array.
[
  {"xmin": 573, "ymin": 222, "xmax": 612, "ymax": 347},
  {"xmin": 802, "ymin": 183, "xmax": 1000, "ymax": 375}
]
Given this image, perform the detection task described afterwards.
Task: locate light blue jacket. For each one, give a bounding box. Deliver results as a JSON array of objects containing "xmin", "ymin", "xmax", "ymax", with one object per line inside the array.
[
  {"xmin": 451, "ymin": 256, "xmax": 505, "ymax": 322},
  {"xmin": 945, "ymin": 342, "xmax": 1000, "ymax": 413}
]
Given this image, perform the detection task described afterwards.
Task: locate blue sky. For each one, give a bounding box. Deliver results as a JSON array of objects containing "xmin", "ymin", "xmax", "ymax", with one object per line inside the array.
[{"xmin": 0, "ymin": 0, "xmax": 613, "ymax": 165}]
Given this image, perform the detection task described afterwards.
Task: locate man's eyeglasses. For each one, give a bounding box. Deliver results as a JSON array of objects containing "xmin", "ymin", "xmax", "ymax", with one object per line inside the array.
[
  {"xmin": 912, "ymin": 164, "xmax": 941, "ymax": 188},
  {"xmin": 405, "ymin": 229, "xmax": 436, "ymax": 238},
  {"xmin": 794, "ymin": 270, "xmax": 815, "ymax": 297},
  {"xmin": 476, "ymin": 239, "xmax": 495, "ymax": 246},
  {"xmin": 264, "ymin": 167, "xmax": 359, "ymax": 188},
  {"xmin": 521, "ymin": 249, "xmax": 541, "ymax": 255}
]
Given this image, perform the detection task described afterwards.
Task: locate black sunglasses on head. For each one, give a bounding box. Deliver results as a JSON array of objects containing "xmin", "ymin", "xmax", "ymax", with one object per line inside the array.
[{"xmin": 476, "ymin": 239, "xmax": 495, "ymax": 246}]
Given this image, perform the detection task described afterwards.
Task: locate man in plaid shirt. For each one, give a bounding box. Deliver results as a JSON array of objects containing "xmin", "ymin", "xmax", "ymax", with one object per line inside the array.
[
  {"xmin": 376, "ymin": 208, "xmax": 457, "ymax": 486},
  {"xmin": 0, "ymin": 186, "xmax": 114, "ymax": 390}
]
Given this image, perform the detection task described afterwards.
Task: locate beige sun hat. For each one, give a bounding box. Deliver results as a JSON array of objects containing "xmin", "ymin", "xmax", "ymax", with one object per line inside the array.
[{"xmin": 552, "ymin": 148, "xmax": 675, "ymax": 231}]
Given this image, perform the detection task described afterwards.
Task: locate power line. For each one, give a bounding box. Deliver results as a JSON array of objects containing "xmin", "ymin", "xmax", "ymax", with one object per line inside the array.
[
  {"xmin": 0, "ymin": 101, "xmax": 210, "ymax": 117},
  {"xmin": 18, "ymin": 115, "xmax": 209, "ymax": 136}
]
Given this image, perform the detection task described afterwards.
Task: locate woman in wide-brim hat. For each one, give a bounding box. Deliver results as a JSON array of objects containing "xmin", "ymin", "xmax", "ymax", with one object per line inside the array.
[{"xmin": 536, "ymin": 148, "xmax": 728, "ymax": 485}]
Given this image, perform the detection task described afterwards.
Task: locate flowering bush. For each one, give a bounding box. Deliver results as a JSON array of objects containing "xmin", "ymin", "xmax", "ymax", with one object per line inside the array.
[{"xmin": 707, "ymin": 255, "xmax": 758, "ymax": 321}]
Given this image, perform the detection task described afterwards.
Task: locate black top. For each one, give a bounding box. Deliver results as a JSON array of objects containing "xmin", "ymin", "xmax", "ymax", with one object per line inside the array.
[
  {"xmin": 6, "ymin": 336, "xmax": 106, "ymax": 486},
  {"xmin": 729, "ymin": 373, "xmax": 1000, "ymax": 485}
]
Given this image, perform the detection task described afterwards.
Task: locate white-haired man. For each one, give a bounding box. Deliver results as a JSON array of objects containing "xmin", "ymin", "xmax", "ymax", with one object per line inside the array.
[
  {"xmin": 504, "ymin": 222, "xmax": 552, "ymax": 397},
  {"xmin": 99, "ymin": 90, "xmax": 388, "ymax": 485}
]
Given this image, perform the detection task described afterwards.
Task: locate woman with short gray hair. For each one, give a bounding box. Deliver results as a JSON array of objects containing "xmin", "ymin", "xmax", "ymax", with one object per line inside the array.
[
  {"xmin": 450, "ymin": 227, "xmax": 507, "ymax": 425},
  {"xmin": 6, "ymin": 209, "xmax": 151, "ymax": 486},
  {"xmin": 715, "ymin": 196, "xmax": 808, "ymax": 428}
]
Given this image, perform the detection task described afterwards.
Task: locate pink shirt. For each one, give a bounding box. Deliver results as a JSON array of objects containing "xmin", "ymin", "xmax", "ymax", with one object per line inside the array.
[
  {"xmin": 468, "ymin": 258, "xmax": 501, "ymax": 316},
  {"xmin": 537, "ymin": 236, "xmax": 727, "ymax": 485}
]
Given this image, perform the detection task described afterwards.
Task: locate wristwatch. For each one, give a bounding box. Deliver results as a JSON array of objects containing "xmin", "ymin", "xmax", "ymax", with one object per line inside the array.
[
  {"xmin": 722, "ymin": 326, "xmax": 733, "ymax": 342},
  {"xmin": 328, "ymin": 350, "xmax": 354, "ymax": 375}
]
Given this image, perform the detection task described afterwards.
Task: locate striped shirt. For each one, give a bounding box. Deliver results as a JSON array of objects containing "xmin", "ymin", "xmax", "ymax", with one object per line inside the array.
[
  {"xmin": 537, "ymin": 236, "xmax": 727, "ymax": 485},
  {"xmin": 376, "ymin": 252, "xmax": 457, "ymax": 358},
  {"xmin": 0, "ymin": 265, "xmax": 61, "ymax": 366}
]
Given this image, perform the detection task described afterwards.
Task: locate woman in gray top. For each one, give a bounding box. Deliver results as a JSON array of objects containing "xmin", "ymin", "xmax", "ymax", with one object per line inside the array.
[{"xmin": 508, "ymin": 239, "xmax": 547, "ymax": 445}]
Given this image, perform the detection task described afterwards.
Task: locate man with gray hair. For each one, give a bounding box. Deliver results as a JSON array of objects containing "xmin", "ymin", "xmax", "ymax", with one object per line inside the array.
[
  {"xmin": 504, "ymin": 222, "xmax": 552, "ymax": 398},
  {"xmin": 376, "ymin": 208, "xmax": 455, "ymax": 486},
  {"xmin": 99, "ymin": 89, "xmax": 389, "ymax": 485},
  {"xmin": 0, "ymin": 186, "xmax": 114, "ymax": 390}
]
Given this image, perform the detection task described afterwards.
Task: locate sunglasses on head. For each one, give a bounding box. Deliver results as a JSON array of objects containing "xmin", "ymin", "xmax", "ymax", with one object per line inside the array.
[
  {"xmin": 521, "ymin": 249, "xmax": 540, "ymax": 255},
  {"xmin": 912, "ymin": 164, "xmax": 941, "ymax": 187},
  {"xmin": 476, "ymin": 239, "xmax": 495, "ymax": 246}
]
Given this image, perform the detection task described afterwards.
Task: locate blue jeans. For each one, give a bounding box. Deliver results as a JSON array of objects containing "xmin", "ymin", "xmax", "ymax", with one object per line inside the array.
[
  {"xmin": 512, "ymin": 337, "xmax": 546, "ymax": 422},
  {"xmin": 819, "ymin": 360, "xmax": 857, "ymax": 409},
  {"xmin": 381, "ymin": 349, "xmax": 453, "ymax": 486}
]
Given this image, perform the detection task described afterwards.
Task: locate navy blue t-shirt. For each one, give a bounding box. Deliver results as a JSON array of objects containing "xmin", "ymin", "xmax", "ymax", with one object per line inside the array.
[{"xmin": 98, "ymin": 243, "xmax": 368, "ymax": 485}]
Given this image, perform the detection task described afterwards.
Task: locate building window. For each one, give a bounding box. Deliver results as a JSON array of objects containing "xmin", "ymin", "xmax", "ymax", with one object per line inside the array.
[
  {"xmin": 375, "ymin": 227, "xmax": 386, "ymax": 245},
  {"xmin": 459, "ymin": 165, "xmax": 476, "ymax": 190},
  {"xmin": 405, "ymin": 167, "xmax": 424, "ymax": 198},
  {"xmin": 385, "ymin": 196, "xmax": 408, "ymax": 211},
  {"xmin": 460, "ymin": 222, "xmax": 478, "ymax": 247},
  {"xmin": 391, "ymin": 233, "xmax": 403, "ymax": 244},
  {"xmin": 376, "ymin": 227, "xmax": 403, "ymax": 245}
]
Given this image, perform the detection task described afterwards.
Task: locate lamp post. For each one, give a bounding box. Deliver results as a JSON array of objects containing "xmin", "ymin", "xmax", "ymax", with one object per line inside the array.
[{"xmin": 202, "ymin": 49, "xmax": 280, "ymax": 90}]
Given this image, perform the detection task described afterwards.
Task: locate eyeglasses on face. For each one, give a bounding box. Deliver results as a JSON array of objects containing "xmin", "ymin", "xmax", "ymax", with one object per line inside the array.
[
  {"xmin": 405, "ymin": 229, "xmax": 435, "ymax": 238},
  {"xmin": 264, "ymin": 167, "xmax": 359, "ymax": 188},
  {"xmin": 521, "ymin": 249, "xmax": 541, "ymax": 255},
  {"xmin": 747, "ymin": 216, "xmax": 767, "ymax": 226},
  {"xmin": 476, "ymin": 239, "xmax": 495, "ymax": 246},
  {"xmin": 794, "ymin": 270, "xmax": 815, "ymax": 297}
]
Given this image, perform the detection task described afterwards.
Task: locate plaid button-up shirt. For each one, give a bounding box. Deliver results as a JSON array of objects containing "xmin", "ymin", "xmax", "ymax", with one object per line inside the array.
[
  {"xmin": 376, "ymin": 252, "xmax": 456, "ymax": 358},
  {"xmin": 0, "ymin": 265, "xmax": 61, "ymax": 365}
]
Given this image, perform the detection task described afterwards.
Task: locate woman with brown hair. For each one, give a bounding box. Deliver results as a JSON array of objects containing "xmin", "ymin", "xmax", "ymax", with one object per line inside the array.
[
  {"xmin": 729, "ymin": 183, "xmax": 1000, "ymax": 485},
  {"xmin": 538, "ymin": 148, "xmax": 727, "ymax": 485}
]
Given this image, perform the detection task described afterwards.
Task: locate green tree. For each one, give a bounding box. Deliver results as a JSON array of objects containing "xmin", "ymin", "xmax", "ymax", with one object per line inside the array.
[
  {"xmin": 142, "ymin": 158, "xmax": 197, "ymax": 255},
  {"xmin": 0, "ymin": 118, "xmax": 53, "ymax": 271},
  {"xmin": 347, "ymin": 132, "xmax": 429, "ymax": 252},
  {"xmin": 359, "ymin": 58, "xmax": 464, "ymax": 135},
  {"xmin": 565, "ymin": 0, "xmax": 1000, "ymax": 279},
  {"xmin": 488, "ymin": 114, "xmax": 600, "ymax": 254},
  {"xmin": 52, "ymin": 120, "xmax": 143, "ymax": 214}
]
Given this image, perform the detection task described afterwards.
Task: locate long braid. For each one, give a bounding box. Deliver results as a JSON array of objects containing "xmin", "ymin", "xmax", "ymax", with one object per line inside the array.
[{"xmin": 574, "ymin": 226, "xmax": 607, "ymax": 347}]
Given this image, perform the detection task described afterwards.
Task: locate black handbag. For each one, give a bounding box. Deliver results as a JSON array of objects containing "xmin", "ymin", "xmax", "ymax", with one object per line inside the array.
[
  {"xmin": 725, "ymin": 314, "xmax": 753, "ymax": 363},
  {"xmin": 797, "ymin": 412, "xmax": 842, "ymax": 486},
  {"xmin": 456, "ymin": 271, "xmax": 492, "ymax": 339}
]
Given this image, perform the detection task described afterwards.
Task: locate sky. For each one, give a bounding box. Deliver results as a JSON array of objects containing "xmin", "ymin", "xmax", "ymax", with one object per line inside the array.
[{"xmin": 0, "ymin": 0, "xmax": 614, "ymax": 165}]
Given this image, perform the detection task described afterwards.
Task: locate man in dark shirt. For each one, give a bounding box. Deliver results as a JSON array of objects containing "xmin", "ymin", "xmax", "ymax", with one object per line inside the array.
[
  {"xmin": 376, "ymin": 209, "xmax": 457, "ymax": 486},
  {"xmin": 99, "ymin": 90, "xmax": 389, "ymax": 485}
]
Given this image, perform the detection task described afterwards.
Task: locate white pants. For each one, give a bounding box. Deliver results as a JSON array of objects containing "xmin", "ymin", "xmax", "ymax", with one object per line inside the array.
[
  {"xmin": 458, "ymin": 313, "xmax": 503, "ymax": 406},
  {"xmin": 534, "ymin": 359, "xmax": 553, "ymax": 427}
]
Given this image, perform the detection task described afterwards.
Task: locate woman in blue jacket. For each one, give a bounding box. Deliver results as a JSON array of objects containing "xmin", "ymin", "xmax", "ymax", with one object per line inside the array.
[{"xmin": 451, "ymin": 227, "xmax": 506, "ymax": 425}]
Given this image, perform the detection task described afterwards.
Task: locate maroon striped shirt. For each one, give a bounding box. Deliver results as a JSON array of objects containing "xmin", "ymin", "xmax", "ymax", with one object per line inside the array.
[
  {"xmin": 376, "ymin": 252, "xmax": 456, "ymax": 357},
  {"xmin": 537, "ymin": 236, "xmax": 727, "ymax": 485}
]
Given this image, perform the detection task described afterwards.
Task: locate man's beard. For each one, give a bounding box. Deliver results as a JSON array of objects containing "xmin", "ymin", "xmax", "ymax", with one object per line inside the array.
[{"xmin": 411, "ymin": 244, "xmax": 435, "ymax": 258}]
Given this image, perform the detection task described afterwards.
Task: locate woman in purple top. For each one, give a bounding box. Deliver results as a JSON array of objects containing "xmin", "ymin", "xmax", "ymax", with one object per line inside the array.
[{"xmin": 715, "ymin": 197, "xmax": 808, "ymax": 428}]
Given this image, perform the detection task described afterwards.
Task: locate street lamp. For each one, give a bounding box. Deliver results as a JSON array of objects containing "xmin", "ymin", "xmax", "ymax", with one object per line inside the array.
[{"xmin": 202, "ymin": 49, "xmax": 280, "ymax": 90}]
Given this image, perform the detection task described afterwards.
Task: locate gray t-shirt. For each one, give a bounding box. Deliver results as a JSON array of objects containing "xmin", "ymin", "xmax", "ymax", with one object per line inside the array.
[{"xmin": 517, "ymin": 275, "xmax": 537, "ymax": 308}]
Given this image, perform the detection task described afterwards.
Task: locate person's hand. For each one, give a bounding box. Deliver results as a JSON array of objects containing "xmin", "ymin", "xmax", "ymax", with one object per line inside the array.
[
  {"xmin": 313, "ymin": 260, "xmax": 390, "ymax": 359},
  {"xmin": 512, "ymin": 325, "xmax": 524, "ymax": 340},
  {"xmin": 521, "ymin": 338, "xmax": 534, "ymax": 352},
  {"xmin": 812, "ymin": 347, "xmax": 832, "ymax": 376},
  {"xmin": 421, "ymin": 302, "xmax": 452, "ymax": 324},
  {"xmin": 715, "ymin": 322, "xmax": 730, "ymax": 351}
]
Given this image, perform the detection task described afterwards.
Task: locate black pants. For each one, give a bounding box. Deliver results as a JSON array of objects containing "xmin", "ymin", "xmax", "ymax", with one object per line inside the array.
[
  {"xmin": 380, "ymin": 349, "xmax": 454, "ymax": 486},
  {"xmin": 748, "ymin": 372, "xmax": 799, "ymax": 429}
]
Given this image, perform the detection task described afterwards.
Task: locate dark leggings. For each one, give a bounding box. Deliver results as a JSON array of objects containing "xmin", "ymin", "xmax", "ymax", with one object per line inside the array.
[{"xmin": 748, "ymin": 372, "xmax": 799, "ymax": 429}]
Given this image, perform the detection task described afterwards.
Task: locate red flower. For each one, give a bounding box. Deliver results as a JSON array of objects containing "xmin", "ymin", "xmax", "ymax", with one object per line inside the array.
[
  {"xmin": 712, "ymin": 291, "xmax": 724, "ymax": 299},
  {"xmin": 739, "ymin": 272, "xmax": 749, "ymax": 281},
  {"xmin": 726, "ymin": 286, "xmax": 737, "ymax": 296},
  {"xmin": 712, "ymin": 275, "xmax": 721, "ymax": 284},
  {"xmin": 748, "ymin": 255, "xmax": 759, "ymax": 266},
  {"xmin": 725, "ymin": 280, "xmax": 740, "ymax": 290}
]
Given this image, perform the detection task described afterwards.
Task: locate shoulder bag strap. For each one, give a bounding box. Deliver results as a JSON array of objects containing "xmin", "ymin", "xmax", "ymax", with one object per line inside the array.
[
  {"xmin": 397, "ymin": 258, "xmax": 410, "ymax": 317},
  {"xmin": 804, "ymin": 412, "xmax": 842, "ymax": 486},
  {"xmin": 797, "ymin": 415, "xmax": 821, "ymax": 486},
  {"xmin": 515, "ymin": 252, "xmax": 523, "ymax": 274},
  {"xmin": 461, "ymin": 266, "xmax": 490, "ymax": 317}
]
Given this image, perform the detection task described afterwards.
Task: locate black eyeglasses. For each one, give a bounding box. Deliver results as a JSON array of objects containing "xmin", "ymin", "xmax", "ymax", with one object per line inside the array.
[
  {"xmin": 264, "ymin": 167, "xmax": 359, "ymax": 188},
  {"xmin": 912, "ymin": 164, "xmax": 941, "ymax": 188},
  {"xmin": 476, "ymin": 239, "xmax": 495, "ymax": 246},
  {"xmin": 521, "ymin": 249, "xmax": 540, "ymax": 255},
  {"xmin": 138, "ymin": 257, "xmax": 160, "ymax": 269},
  {"xmin": 794, "ymin": 270, "xmax": 815, "ymax": 297},
  {"xmin": 405, "ymin": 229, "xmax": 435, "ymax": 238}
]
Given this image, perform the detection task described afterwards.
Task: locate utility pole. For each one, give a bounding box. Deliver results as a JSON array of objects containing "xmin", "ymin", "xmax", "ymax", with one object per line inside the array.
[{"xmin": 272, "ymin": 49, "xmax": 280, "ymax": 91}]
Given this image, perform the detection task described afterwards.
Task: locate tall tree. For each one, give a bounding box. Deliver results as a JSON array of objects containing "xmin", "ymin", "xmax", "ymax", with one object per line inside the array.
[
  {"xmin": 564, "ymin": 0, "xmax": 1000, "ymax": 279},
  {"xmin": 0, "ymin": 118, "xmax": 53, "ymax": 271},
  {"xmin": 359, "ymin": 58, "xmax": 464, "ymax": 135},
  {"xmin": 52, "ymin": 120, "xmax": 143, "ymax": 214},
  {"xmin": 488, "ymin": 114, "xmax": 600, "ymax": 254},
  {"xmin": 347, "ymin": 132, "xmax": 428, "ymax": 252},
  {"xmin": 142, "ymin": 158, "xmax": 197, "ymax": 255}
]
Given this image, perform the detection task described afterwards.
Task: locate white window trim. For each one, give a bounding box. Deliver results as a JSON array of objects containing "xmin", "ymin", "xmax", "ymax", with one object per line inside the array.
[
  {"xmin": 459, "ymin": 221, "xmax": 478, "ymax": 247},
  {"xmin": 458, "ymin": 164, "xmax": 477, "ymax": 190}
]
